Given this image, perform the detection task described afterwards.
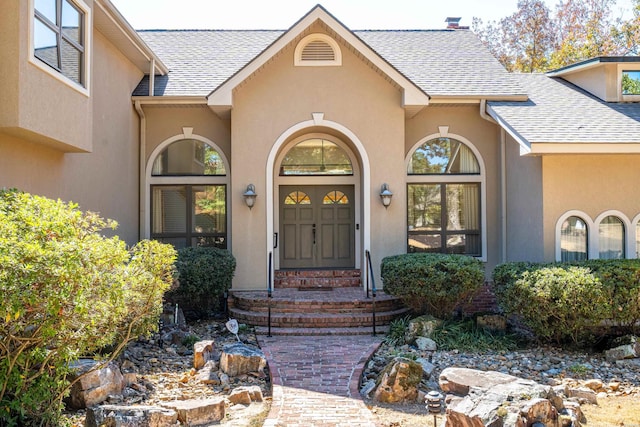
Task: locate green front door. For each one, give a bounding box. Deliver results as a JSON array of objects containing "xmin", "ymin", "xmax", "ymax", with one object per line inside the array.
[{"xmin": 280, "ymin": 185, "xmax": 355, "ymax": 269}]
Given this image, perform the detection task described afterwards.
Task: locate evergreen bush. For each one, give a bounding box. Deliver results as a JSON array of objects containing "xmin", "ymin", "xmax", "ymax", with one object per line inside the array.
[{"xmin": 381, "ymin": 253, "xmax": 484, "ymax": 319}]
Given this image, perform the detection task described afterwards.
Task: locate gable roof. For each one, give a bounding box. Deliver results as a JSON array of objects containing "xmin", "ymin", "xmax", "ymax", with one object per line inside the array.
[
  {"xmin": 487, "ymin": 73, "xmax": 640, "ymax": 153},
  {"xmin": 132, "ymin": 6, "xmax": 525, "ymax": 104}
]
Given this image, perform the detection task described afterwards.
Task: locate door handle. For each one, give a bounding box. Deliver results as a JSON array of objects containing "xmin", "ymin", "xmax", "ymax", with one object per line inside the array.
[
  {"xmin": 312, "ymin": 224, "xmax": 316, "ymax": 245},
  {"xmin": 273, "ymin": 232, "xmax": 278, "ymax": 249}
]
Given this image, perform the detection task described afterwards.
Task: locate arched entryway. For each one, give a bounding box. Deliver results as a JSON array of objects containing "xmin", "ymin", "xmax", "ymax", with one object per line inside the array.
[{"xmin": 266, "ymin": 114, "xmax": 370, "ymax": 272}]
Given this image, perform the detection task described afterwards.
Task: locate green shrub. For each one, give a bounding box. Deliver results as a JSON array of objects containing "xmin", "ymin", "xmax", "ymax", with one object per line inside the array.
[
  {"xmin": 384, "ymin": 315, "xmax": 412, "ymax": 346},
  {"xmin": 493, "ymin": 263, "xmax": 610, "ymax": 345},
  {"xmin": 0, "ymin": 190, "xmax": 176, "ymax": 426},
  {"xmin": 381, "ymin": 253, "xmax": 485, "ymax": 319},
  {"xmin": 431, "ymin": 319, "xmax": 522, "ymax": 352},
  {"xmin": 167, "ymin": 246, "xmax": 236, "ymax": 319}
]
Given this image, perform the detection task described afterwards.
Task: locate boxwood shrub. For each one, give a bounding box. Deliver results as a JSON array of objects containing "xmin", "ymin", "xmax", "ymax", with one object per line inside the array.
[
  {"xmin": 166, "ymin": 246, "xmax": 236, "ymax": 319},
  {"xmin": 493, "ymin": 259, "xmax": 640, "ymax": 345},
  {"xmin": 381, "ymin": 253, "xmax": 485, "ymax": 319}
]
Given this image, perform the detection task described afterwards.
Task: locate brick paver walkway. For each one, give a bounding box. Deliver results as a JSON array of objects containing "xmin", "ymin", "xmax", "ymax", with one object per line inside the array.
[{"xmin": 258, "ymin": 335, "xmax": 382, "ymax": 427}]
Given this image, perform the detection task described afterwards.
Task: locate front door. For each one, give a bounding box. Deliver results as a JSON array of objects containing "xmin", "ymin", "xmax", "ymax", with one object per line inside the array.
[{"xmin": 280, "ymin": 185, "xmax": 355, "ymax": 269}]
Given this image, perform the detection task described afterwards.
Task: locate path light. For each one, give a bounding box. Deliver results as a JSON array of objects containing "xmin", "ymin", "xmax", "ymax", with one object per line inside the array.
[
  {"xmin": 426, "ymin": 390, "xmax": 444, "ymax": 426},
  {"xmin": 379, "ymin": 183, "xmax": 393, "ymax": 208},
  {"xmin": 243, "ymin": 184, "xmax": 257, "ymax": 209}
]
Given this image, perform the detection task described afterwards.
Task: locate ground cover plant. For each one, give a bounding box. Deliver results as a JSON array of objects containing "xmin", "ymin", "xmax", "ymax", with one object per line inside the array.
[{"xmin": 0, "ymin": 190, "xmax": 176, "ymax": 426}]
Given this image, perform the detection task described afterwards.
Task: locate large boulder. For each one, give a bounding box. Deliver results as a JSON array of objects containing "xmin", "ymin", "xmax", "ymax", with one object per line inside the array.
[
  {"xmin": 85, "ymin": 405, "xmax": 178, "ymax": 427},
  {"xmin": 67, "ymin": 360, "xmax": 125, "ymax": 409},
  {"xmin": 193, "ymin": 340, "xmax": 215, "ymax": 369},
  {"xmin": 220, "ymin": 343, "xmax": 266, "ymax": 377},
  {"xmin": 604, "ymin": 335, "xmax": 640, "ymax": 361},
  {"xmin": 161, "ymin": 398, "xmax": 226, "ymax": 425},
  {"xmin": 373, "ymin": 357, "xmax": 423, "ymax": 403},
  {"xmin": 406, "ymin": 315, "xmax": 443, "ymax": 342}
]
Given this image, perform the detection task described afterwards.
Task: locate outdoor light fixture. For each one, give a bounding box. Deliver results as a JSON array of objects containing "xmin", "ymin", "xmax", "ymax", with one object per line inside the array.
[
  {"xmin": 426, "ymin": 390, "xmax": 444, "ymax": 427},
  {"xmin": 243, "ymin": 184, "xmax": 257, "ymax": 209},
  {"xmin": 379, "ymin": 183, "xmax": 393, "ymax": 208}
]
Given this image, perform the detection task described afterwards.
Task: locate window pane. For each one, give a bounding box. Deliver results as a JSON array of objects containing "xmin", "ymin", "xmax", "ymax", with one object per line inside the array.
[
  {"xmin": 323, "ymin": 190, "xmax": 348, "ymax": 204},
  {"xmin": 192, "ymin": 185, "xmax": 226, "ymax": 233},
  {"xmin": 35, "ymin": 0, "xmax": 56, "ymax": 24},
  {"xmin": 622, "ymin": 71, "xmax": 640, "ymax": 95},
  {"xmin": 561, "ymin": 216, "xmax": 588, "ymax": 262},
  {"xmin": 60, "ymin": 38, "xmax": 81, "ymax": 84},
  {"xmin": 62, "ymin": 0, "xmax": 81, "ymax": 44},
  {"xmin": 152, "ymin": 140, "xmax": 226, "ymax": 176},
  {"xmin": 409, "ymin": 138, "xmax": 480, "ymax": 175},
  {"xmin": 599, "ymin": 216, "xmax": 624, "ymax": 259},
  {"xmin": 285, "ymin": 191, "xmax": 311, "ymax": 205},
  {"xmin": 408, "ymin": 184, "xmax": 441, "ymax": 231},
  {"xmin": 280, "ymin": 139, "xmax": 352, "ymax": 175},
  {"xmin": 152, "ymin": 186, "xmax": 187, "ymax": 233},
  {"xmin": 408, "ymin": 233, "xmax": 441, "ymax": 253},
  {"xmin": 34, "ymin": 18, "xmax": 59, "ymax": 69},
  {"xmin": 446, "ymin": 184, "xmax": 479, "ymax": 231}
]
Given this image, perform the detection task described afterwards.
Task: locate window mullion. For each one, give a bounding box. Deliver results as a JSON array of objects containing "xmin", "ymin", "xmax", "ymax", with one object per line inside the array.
[
  {"xmin": 441, "ymin": 184, "xmax": 447, "ymax": 253},
  {"xmin": 55, "ymin": 0, "xmax": 63, "ymax": 70}
]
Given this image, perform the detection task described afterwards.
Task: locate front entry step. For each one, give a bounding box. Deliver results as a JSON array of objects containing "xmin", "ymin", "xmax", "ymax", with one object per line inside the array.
[
  {"xmin": 228, "ymin": 287, "xmax": 410, "ymax": 336},
  {"xmin": 274, "ymin": 269, "xmax": 361, "ymax": 289}
]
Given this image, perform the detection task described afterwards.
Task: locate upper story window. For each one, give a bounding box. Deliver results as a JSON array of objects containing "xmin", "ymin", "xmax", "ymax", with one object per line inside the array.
[
  {"xmin": 33, "ymin": 0, "xmax": 86, "ymax": 87},
  {"xmin": 280, "ymin": 139, "xmax": 353, "ymax": 176},
  {"xmin": 294, "ymin": 33, "xmax": 342, "ymax": 67},
  {"xmin": 622, "ymin": 70, "xmax": 640, "ymax": 95}
]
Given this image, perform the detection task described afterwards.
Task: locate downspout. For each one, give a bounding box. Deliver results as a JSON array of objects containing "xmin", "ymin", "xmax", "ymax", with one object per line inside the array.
[
  {"xmin": 480, "ymin": 100, "xmax": 507, "ymax": 263},
  {"xmin": 134, "ymin": 100, "xmax": 146, "ymax": 241}
]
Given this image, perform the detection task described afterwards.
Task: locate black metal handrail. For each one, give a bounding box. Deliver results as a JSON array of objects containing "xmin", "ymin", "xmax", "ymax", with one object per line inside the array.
[
  {"xmin": 267, "ymin": 251, "xmax": 273, "ymax": 337},
  {"xmin": 365, "ymin": 250, "xmax": 377, "ymax": 336}
]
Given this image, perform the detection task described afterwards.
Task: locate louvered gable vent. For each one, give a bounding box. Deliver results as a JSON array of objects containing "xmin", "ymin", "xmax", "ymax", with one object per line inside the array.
[{"xmin": 301, "ymin": 39, "xmax": 335, "ymax": 61}]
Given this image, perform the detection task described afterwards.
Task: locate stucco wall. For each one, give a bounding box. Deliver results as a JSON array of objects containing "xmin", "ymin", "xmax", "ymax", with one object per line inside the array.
[
  {"xmin": 405, "ymin": 105, "xmax": 502, "ymax": 276},
  {"xmin": 560, "ymin": 65, "xmax": 617, "ymax": 102},
  {"xmin": 230, "ymin": 25, "xmax": 406, "ymax": 289},
  {"xmin": 504, "ymin": 137, "xmax": 544, "ymax": 262},
  {"xmin": 0, "ymin": 23, "xmax": 144, "ymax": 244},
  {"xmin": 542, "ymin": 154, "xmax": 640, "ymax": 260}
]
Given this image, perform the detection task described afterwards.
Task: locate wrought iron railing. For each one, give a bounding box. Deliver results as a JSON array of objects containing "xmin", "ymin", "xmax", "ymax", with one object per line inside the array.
[
  {"xmin": 365, "ymin": 249, "xmax": 377, "ymax": 336},
  {"xmin": 267, "ymin": 251, "xmax": 273, "ymax": 337}
]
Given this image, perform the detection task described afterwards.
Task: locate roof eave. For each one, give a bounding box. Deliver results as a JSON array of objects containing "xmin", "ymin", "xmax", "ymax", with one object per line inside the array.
[
  {"xmin": 485, "ymin": 104, "xmax": 532, "ymax": 155},
  {"xmin": 530, "ymin": 142, "xmax": 640, "ymax": 154}
]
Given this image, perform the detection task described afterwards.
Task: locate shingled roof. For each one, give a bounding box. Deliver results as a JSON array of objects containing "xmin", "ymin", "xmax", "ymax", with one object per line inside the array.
[
  {"xmin": 488, "ymin": 74, "xmax": 640, "ymax": 149},
  {"xmin": 132, "ymin": 29, "xmax": 525, "ymax": 98}
]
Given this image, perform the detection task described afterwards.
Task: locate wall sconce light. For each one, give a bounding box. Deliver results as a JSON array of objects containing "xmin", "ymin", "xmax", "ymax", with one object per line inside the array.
[
  {"xmin": 380, "ymin": 183, "xmax": 393, "ymax": 208},
  {"xmin": 243, "ymin": 184, "xmax": 257, "ymax": 209}
]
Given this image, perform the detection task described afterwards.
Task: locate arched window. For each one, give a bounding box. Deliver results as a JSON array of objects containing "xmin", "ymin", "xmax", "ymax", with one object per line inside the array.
[
  {"xmin": 407, "ymin": 137, "xmax": 482, "ymax": 256},
  {"xmin": 599, "ymin": 215, "xmax": 625, "ymax": 259},
  {"xmin": 560, "ymin": 216, "xmax": 588, "ymax": 261},
  {"xmin": 149, "ymin": 138, "xmax": 227, "ymax": 249},
  {"xmin": 280, "ymin": 139, "xmax": 352, "ymax": 176}
]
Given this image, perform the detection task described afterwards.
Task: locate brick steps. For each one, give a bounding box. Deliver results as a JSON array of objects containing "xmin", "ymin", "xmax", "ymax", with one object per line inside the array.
[
  {"xmin": 274, "ymin": 269, "xmax": 362, "ymax": 289},
  {"xmin": 228, "ymin": 287, "xmax": 409, "ymax": 335},
  {"xmin": 254, "ymin": 325, "xmax": 390, "ymax": 336}
]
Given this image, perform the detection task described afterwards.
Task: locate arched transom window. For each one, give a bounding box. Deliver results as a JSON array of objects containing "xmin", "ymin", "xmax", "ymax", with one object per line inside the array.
[
  {"xmin": 407, "ymin": 137, "xmax": 482, "ymax": 256},
  {"xmin": 149, "ymin": 138, "xmax": 227, "ymax": 249},
  {"xmin": 280, "ymin": 139, "xmax": 353, "ymax": 176}
]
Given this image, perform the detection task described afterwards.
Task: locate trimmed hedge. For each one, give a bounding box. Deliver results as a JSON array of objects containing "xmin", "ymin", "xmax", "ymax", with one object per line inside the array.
[
  {"xmin": 381, "ymin": 253, "xmax": 485, "ymax": 319},
  {"xmin": 166, "ymin": 246, "xmax": 236, "ymax": 319},
  {"xmin": 493, "ymin": 259, "xmax": 640, "ymax": 345}
]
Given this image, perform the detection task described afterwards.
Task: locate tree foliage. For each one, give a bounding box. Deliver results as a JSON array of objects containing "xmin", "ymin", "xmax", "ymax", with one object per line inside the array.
[
  {"xmin": 473, "ymin": 0, "xmax": 640, "ymax": 72},
  {"xmin": 0, "ymin": 190, "xmax": 176, "ymax": 426}
]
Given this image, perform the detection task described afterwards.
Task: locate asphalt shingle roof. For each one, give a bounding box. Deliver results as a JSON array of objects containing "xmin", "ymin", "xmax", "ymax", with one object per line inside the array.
[
  {"xmin": 133, "ymin": 29, "xmax": 525, "ymax": 98},
  {"xmin": 488, "ymin": 74, "xmax": 640, "ymax": 144}
]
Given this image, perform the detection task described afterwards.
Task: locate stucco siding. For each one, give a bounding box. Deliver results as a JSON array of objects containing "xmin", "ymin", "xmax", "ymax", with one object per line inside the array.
[
  {"xmin": 542, "ymin": 154, "xmax": 640, "ymax": 260},
  {"xmin": 504, "ymin": 137, "xmax": 544, "ymax": 262},
  {"xmin": 230, "ymin": 26, "xmax": 406, "ymax": 289}
]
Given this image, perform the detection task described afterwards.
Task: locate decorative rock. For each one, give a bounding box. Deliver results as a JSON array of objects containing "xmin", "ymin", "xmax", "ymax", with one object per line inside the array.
[
  {"xmin": 228, "ymin": 388, "xmax": 252, "ymax": 405},
  {"xmin": 161, "ymin": 398, "xmax": 226, "ymax": 425},
  {"xmin": 67, "ymin": 360, "xmax": 125, "ymax": 409},
  {"xmin": 567, "ymin": 386, "xmax": 598, "ymax": 404},
  {"xmin": 406, "ymin": 315, "xmax": 443, "ymax": 342},
  {"xmin": 520, "ymin": 398, "xmax": 557, "ymax": 426},
  {"xmin": 605, "ymin": 336, "xmax": 639, "ymax": 361},
  {"xmin": 373, "ymin": 357, "xmax": 422, "ymax": 403},
  {"xmin": 195, "ymin": 361, "xmax": 221, "ymax": 385},
  {"xmin": 583, "ymin": 378, "xmax": 603, "ymax": 391},
  {"xmin": 85, "ymin": 405, "xmax": 178, "ymax": 427},
  {"xmin": 415, "ymin": 357, "xmax": 435, "ymax": 378},
  {"xmin": 236, "ymin": 385, "xmax": 264, "ymax": 402},
  {"xmin": 415, "ymin": 337, "xmax": 437, "ymax": 352},
  {"xmin": 360, "ymin": 379, "xmax": 377, "ymax": 398},
  {"xmin": 220, "ymin": 343, "xmax": 267, "ymax": 377},
  {"xmin": 439, "ymin": 367, "xmax": 521, "ymax": 396},
  {"xmin": 476, "ymin": 314, "xmax": 507, "ymax": 332},
  {"xmin": 193, "ymin": 340, "xmax": 215, "ymax": 369}
]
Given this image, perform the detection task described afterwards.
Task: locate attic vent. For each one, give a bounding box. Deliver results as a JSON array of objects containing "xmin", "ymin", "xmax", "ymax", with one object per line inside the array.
[
  {"xmin": 294, "ymin": 33, "xmax": 342, "ymax": 67},
  {"xmin": 301, "ymin": 40, "xmax": 335, "ymax": 61}
]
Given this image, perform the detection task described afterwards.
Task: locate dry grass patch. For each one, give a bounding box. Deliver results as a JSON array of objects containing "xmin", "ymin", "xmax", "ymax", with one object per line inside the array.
[{"xmin": 581, "ymin": 395, "xmax": 640, "ymax": 426}]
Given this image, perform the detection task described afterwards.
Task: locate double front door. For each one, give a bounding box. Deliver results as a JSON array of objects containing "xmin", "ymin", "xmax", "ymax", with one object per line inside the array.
[{"xmin": 279, "ymin": 185, "xmax": 355, "ymax": 269}]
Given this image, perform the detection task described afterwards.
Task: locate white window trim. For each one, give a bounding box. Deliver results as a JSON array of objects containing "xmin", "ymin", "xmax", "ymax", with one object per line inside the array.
[
  {"xmin": 405, "ymin": 130, "xmax": 487, "ymax": 262},
  {"xmin": 617, "ymin": 64, "xmax": 640, "ymax": 102},
  {"xmin": 144, "ymin": 133, "xmax": 230, "ymax": 249},
  {"xmin": 28, "ymin": 0, "xmax": 91, "ymax": 97},
  {"xmin": 294, "ymin": 33, "xmax": 342, "ymax": 67},
  {"xmin": 632, "ymin": 213, "xmax": 640, "ymax": 259},
  {"xmin": 555, "ymin": 210, "xmax": 594, "ymax": 262},
  {"xmin": 593, "ymin": 210, "xmax": 631, "ymax": 260}
]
